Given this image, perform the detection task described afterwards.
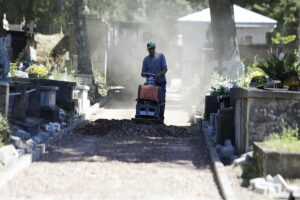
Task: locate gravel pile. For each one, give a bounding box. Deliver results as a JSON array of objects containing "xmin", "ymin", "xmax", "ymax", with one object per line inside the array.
[{"xmin": 76, "ymin": 119, "xmax": 193, "ymax": 138}]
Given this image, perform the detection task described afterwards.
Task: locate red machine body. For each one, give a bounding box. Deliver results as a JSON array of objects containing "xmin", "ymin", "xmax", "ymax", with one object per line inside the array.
[{"xmin": 138, "ymin": 85, "xmax": 160, "ymax": 100}]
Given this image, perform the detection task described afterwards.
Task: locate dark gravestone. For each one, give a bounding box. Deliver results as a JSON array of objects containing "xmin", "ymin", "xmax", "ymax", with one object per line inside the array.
[
  {"xmin": 27, "ymin": 82, "xmax": 41, "ymax": 117},
  {"xmin": 12, "ymin": 82, "xmax": 29, "ymax": 122},
  {"xmin": 218, "ymin": 95, "xmax": 230, "ymax": 109},
  {"xmin": 0, "ymin": 36, "xmax": 10, "ymax": 79},
  {"xmin": 204, "ymin": 95, "xmax": 219, "ymax": 121},
  {"xmin": 0, "ymin": 82, "xmax": 9, "ymax": 117},
  {"xmin": 216, "ymin": 107, "xmax": 235, "ymax": 146},
  {"xmin": 10, "ymin": 77, "xmax": 76, "ymax": 111}
]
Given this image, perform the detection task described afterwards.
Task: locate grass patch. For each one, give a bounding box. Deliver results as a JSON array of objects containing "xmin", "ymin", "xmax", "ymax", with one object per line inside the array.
[
  {"xmin": 263, "ymin": 122, "xmax": 300, "ymax": 152},
  {"xmin": 264, "ymin": 140, "xmax": 300, "ymax": 152}
]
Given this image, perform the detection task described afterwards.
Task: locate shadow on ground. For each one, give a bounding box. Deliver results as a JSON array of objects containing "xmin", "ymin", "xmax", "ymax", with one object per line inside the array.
[{"xmin": 39, "ymin": 119, "xmax": 211, "ymax": 170}]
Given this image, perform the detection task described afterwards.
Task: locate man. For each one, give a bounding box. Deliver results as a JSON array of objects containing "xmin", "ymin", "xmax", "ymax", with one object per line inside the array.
[{"xmin": 141, "ymin": 42, "xmax": 168, "ymax": 122}]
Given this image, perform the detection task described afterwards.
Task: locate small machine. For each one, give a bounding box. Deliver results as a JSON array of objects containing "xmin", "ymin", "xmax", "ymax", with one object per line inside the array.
[{"xmin": 132, "ymin": 73, "xmax": 163, "ymax": 123}]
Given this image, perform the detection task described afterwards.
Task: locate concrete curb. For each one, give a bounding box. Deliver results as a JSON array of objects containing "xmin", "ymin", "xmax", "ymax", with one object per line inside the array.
[
  {"xmin": 0, "ymin": 104, "xmax": 98, "ymax": 189},
  {"xmin": 200, "ymin": 121, "xmax": 236, "ymax": 200}
]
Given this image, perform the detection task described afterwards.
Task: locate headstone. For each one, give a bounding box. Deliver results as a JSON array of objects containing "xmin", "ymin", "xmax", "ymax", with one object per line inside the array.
[
  {"xmin": 0, "ymin": 36, "xmax": 10, "ymax": 79},
  {"xmin": 26, "ymin": 21, "xmax": 36, "ymax": 35},
  {"xmin": 0, "ymin": 82, "xmax": 9, "ymax": 117}
]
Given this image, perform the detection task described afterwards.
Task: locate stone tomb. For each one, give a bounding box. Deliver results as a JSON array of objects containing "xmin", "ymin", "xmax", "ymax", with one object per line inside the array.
[{"xmin": 231, "ymin": 87, "xmax": 300, "ymax": 154}]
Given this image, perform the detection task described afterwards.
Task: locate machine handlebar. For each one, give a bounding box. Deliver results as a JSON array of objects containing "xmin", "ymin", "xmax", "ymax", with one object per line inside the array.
[{"xmin": 143, "ymin": 73, "xmax": 156, "ymax": 77}]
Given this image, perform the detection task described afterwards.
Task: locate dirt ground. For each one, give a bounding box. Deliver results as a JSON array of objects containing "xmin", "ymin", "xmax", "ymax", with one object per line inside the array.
[{"xmin": 0, "ymin": 103, "xmax": 222, "ymax": 200}]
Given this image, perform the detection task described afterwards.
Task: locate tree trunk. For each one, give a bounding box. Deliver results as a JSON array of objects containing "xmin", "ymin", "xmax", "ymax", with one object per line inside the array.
[
  {"xmin": 71, "ymin": 0, "xmax": 93, "ymax": 74},
  {"xmin": 0, "ymin": 5, "xmax": 6, "ymax": 37},
  {"xmin": 208, "ymin": 0, "xmax": 240, "ymax": 73},
  {"xmin": 298, "ymin": 9, "xmax": 300, "ymax": 62}
]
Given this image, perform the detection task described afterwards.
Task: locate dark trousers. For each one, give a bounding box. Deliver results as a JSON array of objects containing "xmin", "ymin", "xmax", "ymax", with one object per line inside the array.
[{"xmin": 157, "ymin": 82, "xmax": 166, "ymax": 120}]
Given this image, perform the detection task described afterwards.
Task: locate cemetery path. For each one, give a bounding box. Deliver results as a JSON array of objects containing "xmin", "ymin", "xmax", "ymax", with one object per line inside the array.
[{"xmin": 0, "ymin": 105, "xmax": 222, "ymax": 200}]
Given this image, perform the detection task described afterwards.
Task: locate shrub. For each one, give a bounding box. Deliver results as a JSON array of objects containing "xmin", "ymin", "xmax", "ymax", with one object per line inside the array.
[
  {"xmin": 254, "ymin": 52, "xmax": 300, "ymax": 82},
  {"xmin": 0, "ymin": 114, "xmax": 10, "ymax": 147}
]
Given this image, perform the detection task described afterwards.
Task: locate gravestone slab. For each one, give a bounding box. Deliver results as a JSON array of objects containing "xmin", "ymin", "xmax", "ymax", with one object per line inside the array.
[
  {"xmin": 0, "ymin": 82, "xmax": 9, "ymax": 117},
  {"xmin": 0, "ymin": 36, "xmax": 10, "ymax": 79}
]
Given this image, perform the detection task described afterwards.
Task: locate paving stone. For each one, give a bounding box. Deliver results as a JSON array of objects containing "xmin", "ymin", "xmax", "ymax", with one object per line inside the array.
[{"xmin": 0, "ymin": 145, "xmax": 19, "ymax": 166}]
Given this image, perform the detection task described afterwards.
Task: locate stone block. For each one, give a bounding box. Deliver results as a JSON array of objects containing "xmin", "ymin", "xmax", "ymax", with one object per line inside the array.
[
  {"xmin": 286, "ymin": 185, "xmax": 300, "ymax": 194},
  {"xmin": 15, "ymin": 129, "xmax": 31, "ymax": 139},
  {"xmin": 40, "ymin": 86, "xmax": 59, "ymax": 107},
  {"xmin": 249, "ymin": 177, "xmax": 265, "ymax": 187},
  {"xmin": 219, "ymin": 145, "xmax": 235, "ymax": 159},
  {"xmin": 0, "ymin": 145, "xmax": 18, "ymax": 166},
  {"xmin": 254, "ymin": 143, "xmax": 300, "ymax": 178},
  {"xmin": 26, "ymin": 139, "xmax": 37, "ymax": 148},
  {"xmin": 273, "ymin": 174, "xmax": 288, "ymax": 189},
  {"xmin": 17, "ymin": 148, "xmax": 25, "ymax": 158},
  {"xmin": 9, "ymin": 135, "xmax": 21, "ymax": 146},
  {"xmin": 32, "ymin": 132, "xmax": 49, "ymax": 143}
]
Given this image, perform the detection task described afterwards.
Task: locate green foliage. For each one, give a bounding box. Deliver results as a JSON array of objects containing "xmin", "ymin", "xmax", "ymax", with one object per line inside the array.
[
  {"xmin": 240, "ymin": 62, "xmax": 267, "ymax": 86},
  {"xmin": 210, "ymin": 86, "xmax": 229, "ymax": 96},
  {"xmin": 272, "ymin": 32, "xmax": 296, "ymax": 44},
  {"xmin": 241, "ymin": 159, "xmax": 262, "ymax": 182},
  {"xmin": 271, "ymin": 120, "xmax": 299, "ymax": 141},
  {"xmin": 235, "ymin": 0, "xmax": 300, "ymax": 35},
  {"xmin": 209, "ymin": 72, "xmax": 233, "ymax": 95},
  {"xmin": 28, "ymin": 64, "xmax": 49, "ymax": 78},
  {"xmin": 8, "ymin": 63, "xmax": 18, "ymax": 77},
  {"xmin": 252, "ymin": 53, "xmax": 300, "ymax": 81},
  {"xmin": 1, "ymin": 0, "xmax": 192, "ymax": 33},
  {"xmin": 0, "ymin": 114, "xmax": 10, "ymax": 147},
  {"xmin": 264, "ymin": 120, "xmax": 300, "ymax": 152}
]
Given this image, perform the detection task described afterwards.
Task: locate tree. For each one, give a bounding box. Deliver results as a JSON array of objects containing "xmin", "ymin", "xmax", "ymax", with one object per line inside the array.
[
  {"xmin": 71, "ymin": 0, "xmax": 93, "ymax": 74},
  {"xmin": 208, "ymin": 0, "xmax": 240, "ymax": 73},
  {"xmin": 234, "ymin": 0, "xmax": 299, "ymax": 35}
]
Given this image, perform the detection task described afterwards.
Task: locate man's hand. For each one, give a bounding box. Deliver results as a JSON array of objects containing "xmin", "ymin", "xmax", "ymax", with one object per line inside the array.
[
  {"xmin": 141, "ymin": 72, "xmax": 146, "ymax": 77},
  {"xmin": 155, "ymin": 73, "xmax": 161, "ymax": 78}
]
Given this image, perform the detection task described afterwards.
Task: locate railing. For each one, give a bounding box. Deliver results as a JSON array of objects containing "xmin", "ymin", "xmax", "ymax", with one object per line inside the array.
[{"xmin": 9, "ymin": 88, "xmax": 36, "ymax": 96}]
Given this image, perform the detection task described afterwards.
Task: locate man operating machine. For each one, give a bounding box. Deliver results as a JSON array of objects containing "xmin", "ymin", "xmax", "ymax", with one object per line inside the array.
[{"xmin": 140, "ymin": 42, "xmax": 168, "ymax": 122}]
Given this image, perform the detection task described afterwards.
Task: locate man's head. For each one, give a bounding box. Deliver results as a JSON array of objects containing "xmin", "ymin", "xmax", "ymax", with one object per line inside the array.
[{"xmin": 147, "ymin": 42, "xmax": 156, "ymax": 56}]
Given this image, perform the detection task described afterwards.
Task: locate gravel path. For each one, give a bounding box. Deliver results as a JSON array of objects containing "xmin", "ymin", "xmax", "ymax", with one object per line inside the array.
[{"xmin": 0, "ymin": 106, "xmax": 221, "ymax": 200}]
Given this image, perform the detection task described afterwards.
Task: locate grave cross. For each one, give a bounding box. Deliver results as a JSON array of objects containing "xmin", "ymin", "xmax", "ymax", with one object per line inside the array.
[
  {"xmin": 2, "ymin": 13, "xmax": 9, "ymax": 31},
  {"xmin": 27, "ymin": 21, "xmax": 36, "ymax": 35}
]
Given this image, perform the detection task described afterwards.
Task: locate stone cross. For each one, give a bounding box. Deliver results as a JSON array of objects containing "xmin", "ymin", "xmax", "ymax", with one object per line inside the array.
[
  {"xmin": 2, "ymin": 13, "xmax": 9, "ymax": 30},
  {"xmin": 27, "ymin": 21, "xmax": 36, "ymax": 35}
]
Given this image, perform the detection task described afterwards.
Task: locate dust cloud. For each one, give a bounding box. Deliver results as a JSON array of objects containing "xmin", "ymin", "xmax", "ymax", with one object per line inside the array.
[{"xmin": 105, "ymin": 1, "xmax": 213, "ymax": 115}]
